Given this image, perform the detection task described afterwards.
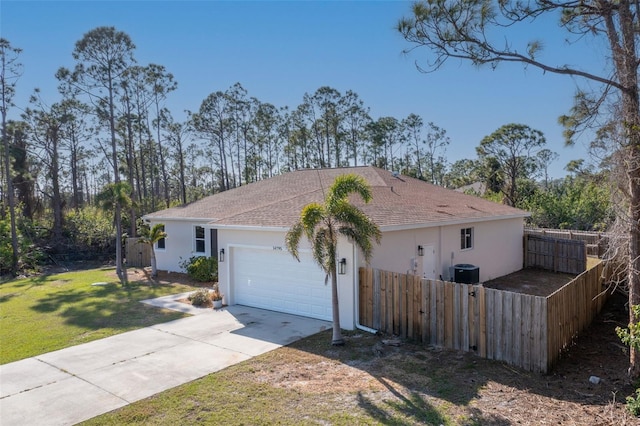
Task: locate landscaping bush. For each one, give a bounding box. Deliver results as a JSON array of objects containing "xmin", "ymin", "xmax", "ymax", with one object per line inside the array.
[
  {"xmin": 179, "ymin": 256, "xmax": 218, "ymax": 282},
  {"xmin": 188, "ymin": 288, "xmax": 212, "ymax": 306}
]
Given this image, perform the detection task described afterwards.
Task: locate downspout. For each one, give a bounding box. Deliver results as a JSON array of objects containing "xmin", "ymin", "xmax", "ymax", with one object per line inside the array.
[{"xmin": 353, "ymin": 242, "xmax": 378, "ymax": 334}]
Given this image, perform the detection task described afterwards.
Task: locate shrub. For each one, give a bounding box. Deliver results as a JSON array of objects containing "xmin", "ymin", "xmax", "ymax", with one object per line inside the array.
[
  {"xmin": 624, "ymin": 387, "xmax": 640, "ymax": 416},
  {"xmin": 179, "ymin": 256, "xmax": 218, "ymax": 282},
  {"xmin": 188, "ymin": 288, "xmax": 212, "ymax": 306}
]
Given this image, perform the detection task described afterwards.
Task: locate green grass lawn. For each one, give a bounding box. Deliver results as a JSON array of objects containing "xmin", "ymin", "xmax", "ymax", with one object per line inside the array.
[{"xmin": 0, "ymin": 267, "xmax": 197, "ymax": 364}]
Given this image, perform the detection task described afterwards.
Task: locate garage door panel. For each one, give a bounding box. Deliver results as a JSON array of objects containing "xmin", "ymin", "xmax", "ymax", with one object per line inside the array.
[{"xmin": 232, "ymin": 247, "xmax": 332, "ymax": 321}]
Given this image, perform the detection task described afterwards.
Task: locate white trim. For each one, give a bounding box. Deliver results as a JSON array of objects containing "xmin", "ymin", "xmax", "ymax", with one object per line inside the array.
[{"xmin": 460, "ymin": 227, "xmax": 474, "ymax": 251}]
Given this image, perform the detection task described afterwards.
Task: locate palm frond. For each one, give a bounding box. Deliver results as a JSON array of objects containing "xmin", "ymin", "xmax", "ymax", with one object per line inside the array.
[
  {"xmin": 288, "ymin": 174, "xmax": 381, "ymax": 267},
  {"xmin": 326, "ymin": 174, "xmax": 372, "ymax": 212},
  {"xmin": 285, "ymin": 222, "xmax": 304, "ymax": 261},
  {"xmin": 300, "ymin": 203, "xmax": 325, "ymax": 238},
  {"xmin": 138, "ymin": 223, "xmax": 167, "ymax": 245}
]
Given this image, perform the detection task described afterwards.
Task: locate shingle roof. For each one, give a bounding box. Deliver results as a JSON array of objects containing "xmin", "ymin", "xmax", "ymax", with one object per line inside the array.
[{"xmin": 144, "ymin": 167, "xmax": 529, "ymax": 230}]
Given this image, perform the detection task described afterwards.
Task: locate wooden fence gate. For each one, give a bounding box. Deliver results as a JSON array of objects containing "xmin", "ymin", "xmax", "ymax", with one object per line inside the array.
[{"xmin": 125, "ymin": 237, "xmax": 151, "ymax": 267}]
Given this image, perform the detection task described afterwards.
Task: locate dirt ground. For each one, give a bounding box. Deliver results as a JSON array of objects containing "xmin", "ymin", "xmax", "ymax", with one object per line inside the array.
[
  {"xmin": 128, "ymin": 266, "xmax": 637, "ymax": 424},
  {"xmin": 261, "ymin": 291, "xmax": 636, "ymax": 425},
  {"xmin": 483, "ymin": 258, "xmax": 602, "ymax": 297},
  {"xmin": 483, "ymin": 267, "xmax": 577, "ymax": 297}
]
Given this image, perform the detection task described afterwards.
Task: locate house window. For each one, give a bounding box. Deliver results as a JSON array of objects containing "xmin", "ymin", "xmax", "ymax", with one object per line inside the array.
[
  {"xmin": 156, "ymin": 225, "xmax": 166, "ymax": 250},
  {"xmin": 461, "ymin": 227, "xmax": 473, "ymax": 250},
  {"xmin": 195, "ymin": 226, "xmax": 205, "ymax": 253}
]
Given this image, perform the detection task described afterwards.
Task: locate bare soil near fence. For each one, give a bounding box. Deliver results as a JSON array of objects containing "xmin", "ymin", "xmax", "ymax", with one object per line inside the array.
[
  {"xmin": 483, "ymin": 258, "xmax": 603, "ymax": 297},
  {"xmin": 483, "ymin": 267, "xmax": 577, "ymax": 297}
]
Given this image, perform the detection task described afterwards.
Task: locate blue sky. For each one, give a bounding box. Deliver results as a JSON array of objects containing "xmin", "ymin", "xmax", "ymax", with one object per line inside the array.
[{"xmin": 1, "ymin": 0, "xmax": 605, "ymax": 178}]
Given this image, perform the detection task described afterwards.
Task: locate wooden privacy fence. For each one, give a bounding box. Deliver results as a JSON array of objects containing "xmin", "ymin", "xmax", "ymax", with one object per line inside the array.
[
  {"xmin": 359, "ymin": 263, "xmax": 611, "ymax": 373},
  {"xmin": 546, "ymin": 261, "xmax": 610, "ymax": 369},
  {"xmin": 525, "ymin": 227, "xmax": 609, "ymax": 258},
  {"xmin": 524, "ymin": 233, "xmax": 586, "ymax": 274},
  {"xmin": 125, "ymin": 237, "xmax": 152, "ymax": 267}
]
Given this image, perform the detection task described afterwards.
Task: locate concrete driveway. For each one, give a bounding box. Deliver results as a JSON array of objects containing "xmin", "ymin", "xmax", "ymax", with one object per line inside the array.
[{"xmin": 0, "ymin": 302, "xmax": 330, "ymax": 426}]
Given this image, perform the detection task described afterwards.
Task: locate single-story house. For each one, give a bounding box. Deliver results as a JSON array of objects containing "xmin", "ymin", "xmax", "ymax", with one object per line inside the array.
[{"xmin": 144, "ymin": 166, "xmax": 529, "ymax": 330}]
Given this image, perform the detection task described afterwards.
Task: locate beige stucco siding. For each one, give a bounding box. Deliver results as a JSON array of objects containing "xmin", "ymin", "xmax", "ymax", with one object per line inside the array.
[
  {"xmin": 363, "ymin": 217, "xmax": 524, "ymax": 282},
  {"xmin": 366, "ymin": 227, "xmax": 441, "ymax": 277},
  {"xmin": 439, "ymin": 218, "xmax": 523, "ymax": 282}
]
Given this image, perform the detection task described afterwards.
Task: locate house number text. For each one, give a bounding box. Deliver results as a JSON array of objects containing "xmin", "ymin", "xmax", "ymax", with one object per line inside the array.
[{"xmin": 273, "ymin": 246, "xmax": 283, "ymax": 251}]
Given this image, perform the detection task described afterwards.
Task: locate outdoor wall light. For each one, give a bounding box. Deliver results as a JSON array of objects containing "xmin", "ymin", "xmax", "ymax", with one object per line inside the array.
[
  {"xmin": 418, "ymin": 245, "xmax": 424, "ymax": 256},
  {"xmin": 219, "ymin": 248, "xmax": 225, "ymax": 262},
  {"xmin": 338, "ymin": 258, "xmax": 347, "ymax": 275}
]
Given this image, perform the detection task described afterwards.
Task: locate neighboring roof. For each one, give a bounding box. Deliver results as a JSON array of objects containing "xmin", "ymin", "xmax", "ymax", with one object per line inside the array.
[{"xmin": 144, "ymin": 166, "xmax": 529, "ymax": 231}]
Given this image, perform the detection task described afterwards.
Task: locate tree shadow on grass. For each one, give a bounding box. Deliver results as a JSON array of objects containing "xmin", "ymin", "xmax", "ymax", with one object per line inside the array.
[
  {"xmin": 0, "ymin": 292, "xmax": 18, "ymax": 303},
  {"xmin": 356, "ymin": 377, "xmax": 449, "ymax": 426},
  {"xmin": 1, "ymin": 273, "xmax": 75, "ymax": 304},
  {"xmin": 9, "ymin": 272, "xmax": 61, "ymax": 289},
  {"xmin": 30, "ymin": 283, "xmax": 186, "ymax": 330}
]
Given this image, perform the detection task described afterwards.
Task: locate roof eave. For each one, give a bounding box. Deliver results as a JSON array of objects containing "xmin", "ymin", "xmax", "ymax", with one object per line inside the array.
[
  {"xmin": 143, "ymin": 215, "xmax": 218, "ymax": 222},
  {"xmin": 379, "ymin": 213, "xmax": 530, "ymax": 232},
  {"xmin": 209, "ymin": 224, "xmax": 291, "ymax": 232},
  {"xmin": 209, "ymin": 213, "xmax": 529, "ymax": 233}
]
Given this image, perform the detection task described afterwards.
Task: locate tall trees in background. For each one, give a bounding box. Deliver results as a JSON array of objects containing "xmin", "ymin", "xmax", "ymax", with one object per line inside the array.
[
  {"xmin": 398, "ymin": 0, "xmax": 640, "ymax": 376},
  {"xmin": 185, "ymin": 84, "xmax": 453, "ymax": 191},
  {"xmin": 24, "ymin": 95, "xmax": 65, "ymax": 243},
  {"xmin": 147, "ymin": 64, "xmax": 177, "ymax": 208},
  {"xmin": 341, "ymin": 90, "xmax": 370, "ymax": 167},
  {"xmin": 60, "ymin": 26, "xmax": 136, "ymax": 283},
  {"xmin": 192, "ymin": 90, "xmax": 232, "ymax": 192},
  {"xmin": 477, "ymin": 123, "xmax": 547, "ymax": 207},
  {"xmin": 0, "ymin": 38, "xmax": 22, "ymax": 275}
]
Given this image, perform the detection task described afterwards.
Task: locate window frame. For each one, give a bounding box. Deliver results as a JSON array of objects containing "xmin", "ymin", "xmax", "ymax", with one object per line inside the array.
[
  {"xmin": 460, "ymin": 227, "xmax": 474, "ymax": 251},
  {"xmin": 155, "ymin": 225, "xmax": 166, "ymax": 251},
  {"xmin": 194, "ymin": 225, "xmax": 206, "ymax": 253}
]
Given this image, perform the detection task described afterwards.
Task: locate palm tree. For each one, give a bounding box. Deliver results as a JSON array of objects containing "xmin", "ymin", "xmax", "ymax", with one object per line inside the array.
[
  {"xmin": 138, "ymin": 223, "xmax": 166, "ymax": 278},
  {"xmin": 96, "ymin": 182, "xmax": 133, "ymax": 284},
  {"xmin": 286, "ymin": 174, "xmax": 381, "ymax": 345}
]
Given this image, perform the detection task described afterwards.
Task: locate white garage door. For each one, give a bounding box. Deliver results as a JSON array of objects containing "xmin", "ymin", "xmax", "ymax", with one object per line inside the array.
[{"xmin": 231, "ymin": 247, "xmax": 332, "ymax": 321}]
